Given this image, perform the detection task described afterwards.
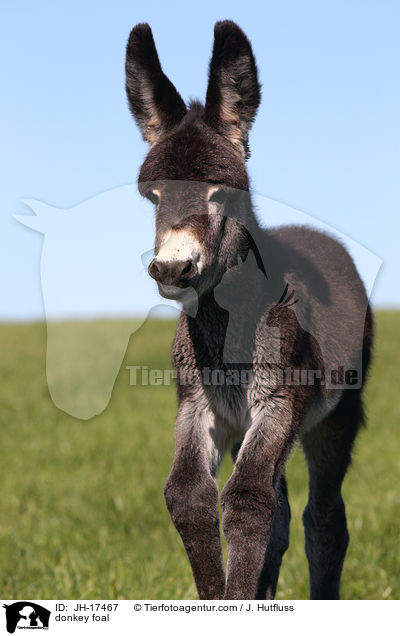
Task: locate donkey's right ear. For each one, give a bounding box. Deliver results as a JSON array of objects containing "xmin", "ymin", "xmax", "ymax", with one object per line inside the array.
[
  {"xmin": 204, "ymin": 21, "xmax": 261, "ymax": 160},
  {"xmin": 125, "ymin": 23, "xmax": 187, "ymax": 145}
]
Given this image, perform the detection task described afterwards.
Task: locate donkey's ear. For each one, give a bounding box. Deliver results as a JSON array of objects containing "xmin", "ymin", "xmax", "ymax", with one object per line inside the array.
[
  {"xmin": 125, "ymin": 23, "xmax": 187, "ymax": 145},
  {"xmin": 204, "ymin": 21, "xmax": 261, "ymax": 159}
]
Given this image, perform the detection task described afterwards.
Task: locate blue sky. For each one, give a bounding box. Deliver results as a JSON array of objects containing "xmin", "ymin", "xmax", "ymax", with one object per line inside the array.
[{"xmin": 1, "ymin": 0, "xmax": 399, "ymax": 320}]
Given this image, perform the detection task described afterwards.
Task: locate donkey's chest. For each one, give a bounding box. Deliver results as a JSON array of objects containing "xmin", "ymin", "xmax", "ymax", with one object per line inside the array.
[
  {"xmin": 174, "ymin": 317, "xmax": 274, "ymax": 429},
  {"xmin": 201, "ymin": 367, "xmax": 272, "ymax": 433},
  {"xmin": 205, "ymin": 377, "xmax": 249, "ymax": 427}
]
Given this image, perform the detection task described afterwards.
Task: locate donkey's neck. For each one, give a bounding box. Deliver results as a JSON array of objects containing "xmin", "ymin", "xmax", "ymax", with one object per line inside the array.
[
  {"xmin": 184, "ymin": 223, "xmax": 287, "ymax": 368},
  {"xmin": 186, "ymin": 280, "xmax": 266, "ymax": 370}
]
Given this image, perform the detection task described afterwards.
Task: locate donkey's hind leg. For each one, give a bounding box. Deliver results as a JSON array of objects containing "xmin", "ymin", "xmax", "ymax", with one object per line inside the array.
[
  {"xmin": 300, "ymin": 391, "xmax": 364, "ymax": 599},
  {"xmin": 255, "ymin": 474, "xmax": 291, "ymax": 599}
]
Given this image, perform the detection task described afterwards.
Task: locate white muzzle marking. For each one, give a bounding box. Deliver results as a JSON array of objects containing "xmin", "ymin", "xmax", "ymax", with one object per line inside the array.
[{"xmin": 156, "ymin": 230, "xmax": 203, "ymax": 273}]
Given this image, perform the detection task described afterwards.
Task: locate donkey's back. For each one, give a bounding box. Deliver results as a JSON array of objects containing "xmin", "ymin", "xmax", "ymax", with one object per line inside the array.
[{"xmin": 267, "ymin": 224, "xmax": 371, "ymax": 382}]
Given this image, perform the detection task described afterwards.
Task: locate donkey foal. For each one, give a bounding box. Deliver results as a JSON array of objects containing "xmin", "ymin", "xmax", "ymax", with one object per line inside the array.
[{"xmin": 125, "ymin": 20, "xmax": 373, "ymax": 600}]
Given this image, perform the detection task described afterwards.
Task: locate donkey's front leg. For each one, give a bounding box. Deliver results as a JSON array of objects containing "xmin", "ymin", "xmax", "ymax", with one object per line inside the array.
[
  {"xmin": 164, "ymin": 400, "xmax": 226, "ymax": 599},
  {"xmin": 221, "ymin": 401, "xmax": 297, "ymax": 599}
]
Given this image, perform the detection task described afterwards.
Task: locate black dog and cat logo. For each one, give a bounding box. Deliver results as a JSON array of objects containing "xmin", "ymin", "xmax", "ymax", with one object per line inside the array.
[{"xmin": 2, "ymin": 603, "xmax": 50, "ymax": 633}]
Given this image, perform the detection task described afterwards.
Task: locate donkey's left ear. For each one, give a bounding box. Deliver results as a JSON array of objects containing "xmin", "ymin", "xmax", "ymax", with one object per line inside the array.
[
  {"xmin": 125, "ymin": 23, "xmax": 187, "ymax": 145},
  {"xmin": 204, "ymin": 21, "xmax": 261, "ymax": 159}
]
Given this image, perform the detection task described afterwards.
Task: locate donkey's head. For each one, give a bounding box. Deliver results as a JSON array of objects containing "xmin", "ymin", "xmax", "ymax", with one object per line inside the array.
[{"xmin": 125, "ymin": 21, "xmax": 261, "ymax": 300}]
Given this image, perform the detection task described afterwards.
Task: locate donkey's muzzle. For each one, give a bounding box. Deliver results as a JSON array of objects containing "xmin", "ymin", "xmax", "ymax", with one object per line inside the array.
[{"xmin": 148, "ymin": 258, "xmax": 198, "ymax": 288}]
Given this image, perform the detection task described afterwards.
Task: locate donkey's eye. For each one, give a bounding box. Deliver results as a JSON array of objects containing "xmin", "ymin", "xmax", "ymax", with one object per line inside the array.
[
  {"xmin": 208, "ymin": 188, "xmax": 227, "ymax": 205},
  {"xmin": 146, "ymin": 190, "xmax": 159, "ymax": 205}
]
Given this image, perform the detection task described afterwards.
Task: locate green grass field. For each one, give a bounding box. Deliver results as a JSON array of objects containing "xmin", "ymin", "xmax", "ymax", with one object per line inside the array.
[{"xmin": 0, "ymin": 312, "xmax": 399, "ymax": 600}]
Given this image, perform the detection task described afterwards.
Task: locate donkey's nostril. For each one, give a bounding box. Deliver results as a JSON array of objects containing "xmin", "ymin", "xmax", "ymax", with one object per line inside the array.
[
  {"xmin": 179, "ymin": 259, "xmax": 198, "ymax": 282},
  {"xmin": 181, "ymin": 260, "xmax": 194, "ymax": 277},
  {"xmin": 148, "ymin": 258, "xmax": 198, "ymax": 286},
  {"xmin": 148, "ymin": 259, "xmax": 161, "ymax": 280}
]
